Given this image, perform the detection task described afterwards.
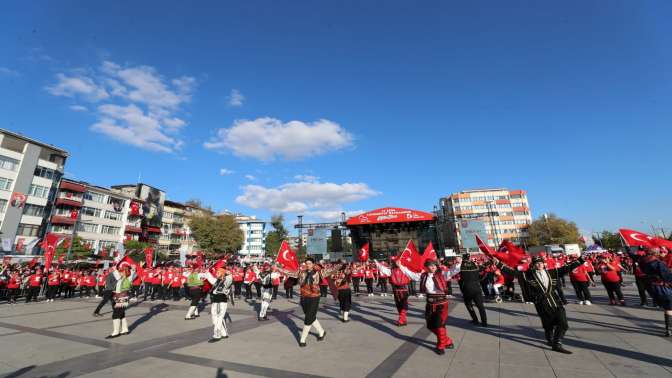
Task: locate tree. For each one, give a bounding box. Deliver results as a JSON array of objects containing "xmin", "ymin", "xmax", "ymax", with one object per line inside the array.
[
  {"xmin": 594, "ymin": 231, "xmax": 623, "ymax": 251},
  {"xmin": 56, "ymin": 236, "xmax": 92, "ymax": 260},
  {"xmin": 189, "ymin": 213, "xmax": 243, "ymax": 258},
  {"xmin": 528, "ymin": 214, "xmax": 581, "ymax": 246},
  {"xmin": 264, "ymin": 215, "xmax": 288, "ymax": 257}
]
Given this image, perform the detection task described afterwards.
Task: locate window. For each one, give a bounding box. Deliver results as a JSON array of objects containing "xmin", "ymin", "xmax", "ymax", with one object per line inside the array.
[
  {"xmin": 83, "ymin": 191, "xmax": 105, "ymax": 203},
  {"xmin": 28, "ymin": 184, "xmax": 49, "ymax": 198},
  {"xmin": 77, "ymin": 222, "xmax": 98, "ymax": 233},
  {"xmin": 81, "ymin": 206, "xmax": 101, "ymax": 217},
  {"xmin": 101, "ymin": 225, "xmax": 120, "ymax": 235},
  {"xmin": 107, "ymin": 196, "xmax": 125, "ymax": 211},
  {"xmin": 0, "ymin": 155, "xmax": 19, "ymax": 171},
  {"xmin": 99, "ymin": 241, "xmax": 117, "ymax": 250},
  {"xmin": 18, "ymin": 223, "xmax": 40, "ymax": 237},
  {"xmin": 51, "ymin": 225, "xmax": 72, "ymax": 233},
  {"xmin": 0, "ymin": 199, "xmax": 6, "ymax": 212},
  {"xmin": 0, "ymin": 177, "xmax": 14, "ymax": 191},
  {"xmin": 104, "ymin": 210, "xmax": 122, "ymax": 221},
  {"xmin": 23, "ymin": 204, "xmax": 45, "ymax": 217},
  {"xmin": 34, "ymin": 166, "xmax": 55, "ymax": 180}
]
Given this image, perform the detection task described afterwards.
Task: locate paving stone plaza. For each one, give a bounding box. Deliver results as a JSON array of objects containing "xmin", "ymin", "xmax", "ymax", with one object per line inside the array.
[{"xmin": 0, "ymin": 277, "xmax": 670, "ymax": 378}]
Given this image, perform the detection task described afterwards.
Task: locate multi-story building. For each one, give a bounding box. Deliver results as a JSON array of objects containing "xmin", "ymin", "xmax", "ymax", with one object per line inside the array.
[
  {"xmin": 159, "ymin": 200, "xmax": 187, "ymax": 256},
  {"xmin": 50, "ymin": 179, "xmax": 132, "ymax": 254},
  {"xmin": 235, "ymin": 214, "xmax": 266, "ymax": 259},
  {"xmin": 111, "ymin": 183, "xmax": 165, "ymax": 245},
  {"xmin": 439, "ymin": 188, "xmax": 532, "ymax": 251},
  {"xmin": 0, "ymin": 129, "xmax": 68, "ymax": 254}
]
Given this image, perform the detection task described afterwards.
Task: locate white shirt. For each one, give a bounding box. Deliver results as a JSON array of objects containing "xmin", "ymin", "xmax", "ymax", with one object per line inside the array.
[
  {"xmin": 535, "ymin": 270, "xmax": 550, "ymax": 290},
  {"xmin": 397, "ymin": 263, "xmax": 461, "ymax": 294}
]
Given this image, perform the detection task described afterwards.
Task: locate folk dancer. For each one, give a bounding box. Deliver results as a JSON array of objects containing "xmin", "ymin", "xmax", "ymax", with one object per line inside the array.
[
  {"xmin": 333, "ymin": 261, "xmax": 353, "ymax": 322},
  {"xmin": 398, "ymin": 259, "xmax": 461, "ymax": 354},
  {"xmin": 493, "ymin": 254, "xmax": 583, "ymax": 354},
  {"xmin": 106, "ymin": 265, "xmax": 134, "ymax": 338},
  {"xmin": 376, "ymin": 257, "xmax": 410, "ymax": 326},
  {"xmin": 184, "ymin": 267, "xmax": 205, "ymax": 320},
  {"xmin": 205, "ymin": 267, "xmax": 233, "ymax": 342},
  {"xmin": 253, "ymin": 262, "xmax": 280, "ymax": 321},
  {"xmin": 628, "ymin": 247, "xmax": 672, "ymax": 336}
]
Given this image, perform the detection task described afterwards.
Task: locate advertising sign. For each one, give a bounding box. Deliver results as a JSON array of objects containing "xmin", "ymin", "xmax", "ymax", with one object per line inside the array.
[
  {"xmin": 458, "ymin": 220, "xmax": 488, "ymax": 250},
  {"xmin": 307, "ymin": 228, "xmax": 327, "ymax": 255}
]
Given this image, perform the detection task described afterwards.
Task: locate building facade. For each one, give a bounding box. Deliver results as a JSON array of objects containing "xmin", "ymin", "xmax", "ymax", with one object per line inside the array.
[
  {"xmin": 439, "ymin": 188, "xmax": 532, "ymax": 251},
  {"xmin": 0, "ymin": 129, "xmax": 68, "ymax": 254},
  {"xmin": 50, "ymin": 179, "xmax": 132, "ymax": 255},
  {"xmin": 159, "ymin": 200, "xmax": 187, "ymax": 256},
  {"xmin": 235, "ymin": 214, "xmax": 266, "ymax": 259}
]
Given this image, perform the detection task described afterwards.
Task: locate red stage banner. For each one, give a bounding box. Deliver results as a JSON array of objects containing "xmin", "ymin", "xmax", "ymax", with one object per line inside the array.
[{"xmin": 346, "ymin": 207, "xmax": 434, "ymax": 226}]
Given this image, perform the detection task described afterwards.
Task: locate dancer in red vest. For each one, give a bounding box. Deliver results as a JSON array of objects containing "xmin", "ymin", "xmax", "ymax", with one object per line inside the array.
[
  {"xmin": 376, "ymin": 258, "xmax": 410, "ymax": 326},
  {"xmin": 399, "ymin": 259, "xmax": 460, "ymax": 354}
]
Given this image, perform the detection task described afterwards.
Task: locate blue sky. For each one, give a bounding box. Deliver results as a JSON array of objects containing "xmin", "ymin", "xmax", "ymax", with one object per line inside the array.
[{"xmin": 1, "ymin": 1, "xmax": 671, "ymax": 236}]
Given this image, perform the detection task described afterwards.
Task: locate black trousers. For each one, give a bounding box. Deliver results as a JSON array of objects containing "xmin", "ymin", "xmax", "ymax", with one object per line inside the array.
[
  {"xmin": 604, "ymin": 282, "xmax": 624, "ymax": 301},
  {"xmin": 379, "ymin": 278, "xmax": 388, "ymax": 294},
  {"xmin": 234, "ymin": 282, "xmax": 242, "ymax": 297},
  {"xmin": 365, "ymin": 278, "xmax": 374, "ymax": 294},
  {"xmin": 319, "ymin": 285, "xmax": 328, "ymax": 297},
  {"xmin": 635, "ymin": 277, "xmax": 649, "ymax": 305},
  {"xmin": 352, "ymin": 277, "xmax": 361, "ymax": 294},
  {"xmin": 244, "ymin": 283, "xmax": 252, "ymax": 299},
  {"xmin": 463, "ymin": 291, "xmax": 487, "ymax": 324},
  {"xmin": 272, "ymin": 285, "xmax": 279, "ymax": 299},
  {"xmin": 189, "ymin": 287, "xmax": 202, "ymax": 306},
  {"xmin": 571, "ymin": 281, "xmax": 592, "ymax": 302},
  {"xmin": 254, "ymin": 282, "xmax": 261, "ymax": 298},
  {"xmin": 112, "ymin": 306, "xmax": 126, "ymax": 319},
  {"xmin": 301, "ymin": 296, "xmax": 320, "ymax": 325},
  {"xmin": 25, "ymin": 287, "xmax": 40, "ymax": 302},
  {"xmin": 538, "ymin": 306, "xmax": 568, "ymax": 344},
  {"xmin": 46, "ymin": 285, "xmax": 58, "ymax": 300},
  {"xmin": 94, "ymin": 290, "xmax": 113, "ymax": 314},
  {"xmin": 9, "ymin": 288, "xmax": 20, "ymax": 302},
  {"xmin": 409, "ymin": 281, "xmax": 417, "ymax": 296},
  {"xmin": 338, "ymin": 289, "xmax": 352, "ymax": 312}
]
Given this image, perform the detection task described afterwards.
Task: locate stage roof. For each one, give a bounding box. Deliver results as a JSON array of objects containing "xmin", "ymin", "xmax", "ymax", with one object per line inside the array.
[{"xmin": 346, "ymin": 207, "xmax": 435, "ymax": 226}]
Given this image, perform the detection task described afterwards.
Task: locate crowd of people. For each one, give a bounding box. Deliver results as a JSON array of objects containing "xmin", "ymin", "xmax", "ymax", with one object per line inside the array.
[{"xmin": 1, "ymin": 244, "xmax": 670, "ymax": 355}]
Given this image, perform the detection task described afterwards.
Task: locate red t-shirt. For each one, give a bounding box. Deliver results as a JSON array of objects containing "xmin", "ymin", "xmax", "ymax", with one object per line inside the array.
[
  {"xmin": 29, "ymin": 274, "xmax": 43, "ymax": 287},
  {"xmin": 570, "ymin": 264, "xmax": 590, "ymax": 282},
  {"xmin": 599, "ymin": 263, "xmax": 621, "ymax": 283}
]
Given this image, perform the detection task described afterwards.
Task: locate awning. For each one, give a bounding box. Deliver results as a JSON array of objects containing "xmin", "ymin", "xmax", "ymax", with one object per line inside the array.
[
  {"xmin": 59, "ymin": 181, "xmax": 86, "ymax": 193},
  {"xmin": 124, "ymin": 225, "xmax": 143, "ymax": 234},
  {"xmin": 146, "ymin": 226, "xmax": 162, "ymax": 234},
  {"xmin": 55, "ymin": 198, "xmax": 83, "ymax": 207},
  {"xmin": 50, "ymin": 215, "xmax": 76, "ymax": 225}
]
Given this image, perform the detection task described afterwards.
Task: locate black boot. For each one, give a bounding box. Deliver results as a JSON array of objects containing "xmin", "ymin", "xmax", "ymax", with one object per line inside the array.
[
  {"xmin": 551, "ymin": 327, "xmax": 571, "ymax": 354},
  {"xmin": 467, "ymin": 307, "xmax": 479, "ymax": 325},
  {"xmin": 665, "ymin": 314, "xmax": 671, "ymax": 337},
  {"xmin": 544, "ymin": 329, "xmax": 552, "ymax": 346}
]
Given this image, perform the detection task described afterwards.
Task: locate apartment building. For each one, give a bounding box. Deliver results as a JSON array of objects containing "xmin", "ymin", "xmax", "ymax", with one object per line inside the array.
[
  {"xmin": 50, "ymin": 179, "xmax": 132, "ymax": 254},
  {"xmin": 159, "ymin": 200, "xmax": 187, "ymax": 255},
  {"xmin": 439, "ymin": 188, "xmax": 532, "ymax": 250},
  {"xmin": 0, "ymin": 129, "xmax": 68, "ymax": 254},
  {"xmin": 236, "ymin": 214, "xmax": 266, "ymax": 259}
]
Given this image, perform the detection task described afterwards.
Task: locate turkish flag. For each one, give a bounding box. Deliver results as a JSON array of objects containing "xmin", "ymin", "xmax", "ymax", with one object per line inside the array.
[
  {"xmin": 423, "ymin": 242, "xmax": 438, "ymax": 261},
  {"xmin": 42, "ymin": 233, "xmax": 61, "ymax": 272},
  {"xmin": 276, "ymin": 240, "xmax": 299, "ymax": 271},
  {"xmin": 144, "ymin": 247, "xmax": 154, "ymax": 268},
  {"xmin": 619, "ymin": 228, "xmax": 672, "ymax": 250},
  {"xmin": 70, "ymin": 209, "xmax": 78, "ymax": 219},
  {"xmin": 497, "ymin": 239, "xmax": 526, "ymax": 265},
  {"xmin": 213, "ymin": 256, "xmax": 228, "ymax": 270},
  {"xmin": 358, "ymin": 242, "xmax": 369, "ymax": 262},
  {"xmin": 117, "ymin": 255, "xmax": 135, "ymax": 270},
  {"xmin": 476, "ymin": 235, "xmax": 522, "ymax": 267},
  {"xmin": 398, "ymin": 240, "xmax": 424, "ymax": 273}
]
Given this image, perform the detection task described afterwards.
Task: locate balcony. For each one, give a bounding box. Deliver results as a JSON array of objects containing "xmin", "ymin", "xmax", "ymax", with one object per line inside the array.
[
  {"xmin": 60, "ymin": 181, "xmax": 86, "ymax": 193},
  {"xmin": 51, "ymin": 215, "xmax": 76, "ymax": 225},
  {"xmin": 146, "ymin": 226, "xmax": 162, "ymax": 234},
  {"xmin": 55, "ymin": 197, "xmax": 82, "ymax": 208},
  {"xmin": 125, "ymin": 225, "xmax": 143, "ymax": 234}
]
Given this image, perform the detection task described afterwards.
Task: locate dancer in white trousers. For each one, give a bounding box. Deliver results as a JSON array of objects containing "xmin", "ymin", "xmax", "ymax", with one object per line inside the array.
[
  {"xmin": 205, "ymin": 267, "xmax": 233, "ymax": 342},
  {"xmin": 253, "ymin": 262, "xmax": 280, "ymax": 321}
]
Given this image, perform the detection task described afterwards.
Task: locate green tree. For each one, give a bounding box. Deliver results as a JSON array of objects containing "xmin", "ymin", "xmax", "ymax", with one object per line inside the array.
[
  {"xmin": 56, "ymin": 236, "xmax": 92, "ymax": 260},
  {"xmin": 189, "ymin": 213, "xmax": 243, "ymax": 258},
  {"xmin": 528, "ymin": 214, "xmax": 581, "ymax": 246},
  {"xmin": 264, "ymin": 215, "xmax": 288, "ymax": 257},
  {"xmin": 594, "ymin": 231, "xmax": 623, "ymax": 251}
]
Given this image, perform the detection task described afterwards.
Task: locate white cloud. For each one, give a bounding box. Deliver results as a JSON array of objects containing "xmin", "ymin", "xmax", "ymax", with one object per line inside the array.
[
  {"xmin": 204, "ymin": 117, "xmax": 353, "ymax": 161},
  {"xmin": 92, "ymin": 104, "xmax": 183, "ymax": 153},
  {"xmin": 235, "ymin": 181, "xmax": 379, "ymax": 213},
  {"xmin": 294, "ymin": 174, "xmax": 319, "ymax": 183},
  {"xmin": 46, "ymin": 60, "xmax": 196, "ymax": 153},
  {"xmin": 69, "ymin": 105, "xmax": 88, "ymax": 112},
  {"xmin": 244, "ymin": 174, "xmax": 256, "ymax": 181},
  {"xmin": 219, "ymin": 168, "xmax": 235, "ymax": 175},
  {"xmin": 227, "ymin": 89, "xmax": 244, "ymax": 107},
  {"xmin": 46, "ymin": 73, "xmax": 109, "ymax": 101},
  {"xmin": 0, "ymin": 67, "xmax": 19, "ymax": 77},
  {"xmin": 305, "ymin": 209, "xmax": 365, "ymax": 221}
]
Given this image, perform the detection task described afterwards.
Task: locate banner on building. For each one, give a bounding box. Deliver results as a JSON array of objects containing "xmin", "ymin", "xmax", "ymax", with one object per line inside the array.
[
  {"xmin": 458, "ymin": 220, "xmax": 488, "ymax": 250},
  {"xmin": 10, "ymin": 192, "xmax": 27, "ymax": 208},
  {"xmin": 307, "ymin": 228, "xmax": 327, "ymax": 255},
  {"xmin": 1, "ymin": 238, "xmax": 12, "ymax": 252}
]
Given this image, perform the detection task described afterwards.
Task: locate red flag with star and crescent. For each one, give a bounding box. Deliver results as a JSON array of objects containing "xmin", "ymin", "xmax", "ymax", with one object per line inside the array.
[
  {"xmin": 358, "ymin": 242, "xmax": 369, "ymax": 262},
  {"xmin": 276, "ymin": 240, "xmax": 299, "ymax": 271},
  {"xmin": 423, "ymin": 242, "xmax": 438, "ymax": 262},
  {"xmin": 475, "ymin": 235, "xmax": 523, "ymax": 267},
  {"xmin": 398, "ymin": 240, "xmax": 424, "ymax": 273},
  {"xmin": 42, "ymin": 233, "xmax": 61, "ymax": 272},
  {"xmin": 619, "ymin": 229, "xmax": 672, "ymax": 250}
]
